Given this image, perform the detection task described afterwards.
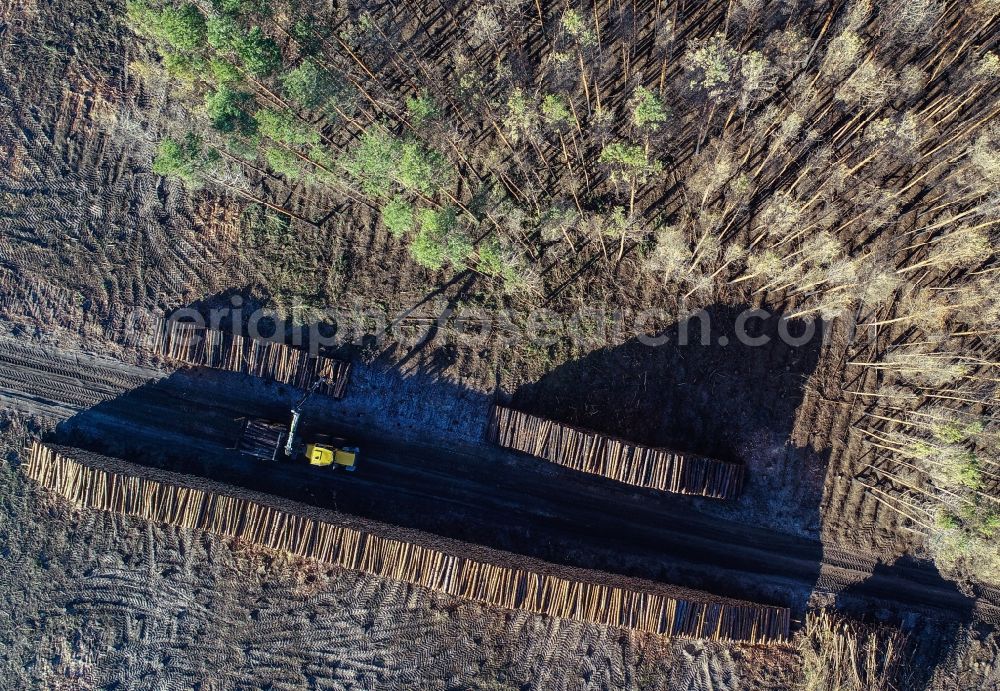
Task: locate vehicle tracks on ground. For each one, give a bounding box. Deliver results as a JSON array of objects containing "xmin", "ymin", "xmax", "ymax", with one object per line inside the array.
[{"xmin": 1, "ymin": 334, "xmax": 996, "ymax": 627}]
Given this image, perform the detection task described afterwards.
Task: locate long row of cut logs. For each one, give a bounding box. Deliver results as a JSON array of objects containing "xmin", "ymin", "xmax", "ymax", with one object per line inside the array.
[
  {"xmin": 23, "ymin": 441, "xmax": 787, "ymax": 643},
  {"xmin": 153, "ymin": 317, "xmax": 351, "ymax": 398},
  {"xmin": 488, "ymin": 406, "xmax": 745, "ymax": 500}
]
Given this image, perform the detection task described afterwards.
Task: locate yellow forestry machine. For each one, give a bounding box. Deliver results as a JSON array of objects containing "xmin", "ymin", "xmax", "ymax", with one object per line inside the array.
[{"xmin": 238, "ymin": 381, "xmax": 359, "ymax": 471}]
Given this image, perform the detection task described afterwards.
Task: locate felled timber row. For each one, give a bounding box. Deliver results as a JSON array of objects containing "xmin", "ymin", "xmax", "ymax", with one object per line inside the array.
[
  {"xmin": 488, "ymin": 406, "xmax": 745, "ymax": 500},
  {"xmin": 153, "ymin": 317, "xmax": 350, "ymax": 398},
  {"xmin": 24, "ymin": 441, "xmax": 787, "ymax": 643}
]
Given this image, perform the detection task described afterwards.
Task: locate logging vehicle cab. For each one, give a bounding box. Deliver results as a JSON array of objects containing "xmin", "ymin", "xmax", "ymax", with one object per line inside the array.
[{"xmin": 306, "ymin": 440, "xmax": 358, "ymax": 470}]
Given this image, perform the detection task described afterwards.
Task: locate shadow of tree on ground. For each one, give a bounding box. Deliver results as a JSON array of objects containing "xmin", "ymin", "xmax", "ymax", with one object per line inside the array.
[
  {"xmin": 509, "ymin": 304, "xmax": 826, "ymax": 463},
  {"xmin": 835, "ymin": 555, "xmax": 977, "ymax": 690}
]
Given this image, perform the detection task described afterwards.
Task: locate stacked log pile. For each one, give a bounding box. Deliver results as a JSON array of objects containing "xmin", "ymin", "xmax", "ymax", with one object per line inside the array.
[
  {"xmin": 24, "ymin": 441, "xmax": 787, "ymax": 643},
  {"xmin": 488, "ymin": 406, "xmax": 745, "ymax": 500},
  {"xmin": 238, "ymin": 419, "xmax": 285, "ymax": 461},
  {"xmin": 153, "ymin": 318, "xmax": 350, "ymax": 398}
]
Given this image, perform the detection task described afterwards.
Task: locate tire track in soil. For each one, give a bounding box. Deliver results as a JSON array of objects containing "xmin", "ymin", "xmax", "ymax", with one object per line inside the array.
[
  {"xmin": 0, "ymin": 10, "xmax": 250, "ymax": 328},
  {"xmin": 817, "ymin": 306, "xmax": 910, "ymax": 562},
  {"xmin": 2, "ymin": 334, "xmax": 998, "ymax": 627}
]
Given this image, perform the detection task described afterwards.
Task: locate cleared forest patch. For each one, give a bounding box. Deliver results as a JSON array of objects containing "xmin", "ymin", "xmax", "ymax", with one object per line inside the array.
[
  {"xmin": 4, "ymin": 0, "xmax": 997, "ymax": 583},
  {"xmin": 5, "ymin": 416, "xmax": 793, "ymax": 689},
  {"xmin": 1, "ymin": 0, "xmax": 999, "ymax": 679},
  {"xmin": 24, "ymin": 440, "xmax": 790, "ymax": 644}
]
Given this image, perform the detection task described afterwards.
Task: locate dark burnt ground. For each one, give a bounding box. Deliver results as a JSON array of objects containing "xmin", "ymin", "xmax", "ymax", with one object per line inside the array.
[
  {"xmin": 835, "ymin": 556, "xmax": 977, "ymax": 691},
  {"xmin": 507, "ymin": 303, "xmax": 831, "ymax": 538},
  {"xmin": 51, "ymin": 368, "xmax": 818, "ymax": 616},
  {"xmin": 1, "ymin": 0, "xmax": 986, "ymax": 583},
  {"xmin": 508, "ymin": 304, "xmax": 826, "ymax": 463},
  {"xmin": 36, "ymin": 360, "xmax": 995, "ymax": 629},
  {"xmin": 1, "ymin": 331, "xmax": 996, "ymax": 636}
]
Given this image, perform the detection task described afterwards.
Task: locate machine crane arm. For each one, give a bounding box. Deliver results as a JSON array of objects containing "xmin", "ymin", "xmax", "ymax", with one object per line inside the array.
[{"xmin": 283, "ymin": 379, "xmax": 325, "ymax": 457}]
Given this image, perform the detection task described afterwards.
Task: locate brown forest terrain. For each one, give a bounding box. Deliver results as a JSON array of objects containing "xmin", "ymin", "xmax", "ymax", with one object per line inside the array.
[{"xmin": 0, "ymin": 0, "xmax": 999, "ymax": 686}]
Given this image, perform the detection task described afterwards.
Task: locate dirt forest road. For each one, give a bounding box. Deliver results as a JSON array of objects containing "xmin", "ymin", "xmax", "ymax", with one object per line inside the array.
[{"xmin": 0, "ymin": 334, "xmax": 997, "ymax": 629}]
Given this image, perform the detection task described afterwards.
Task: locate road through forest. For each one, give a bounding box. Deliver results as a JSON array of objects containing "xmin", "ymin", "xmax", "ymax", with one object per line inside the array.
[{"xmin": 0, "ymin": 334, "xmax": 996, "ymax": 629}]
